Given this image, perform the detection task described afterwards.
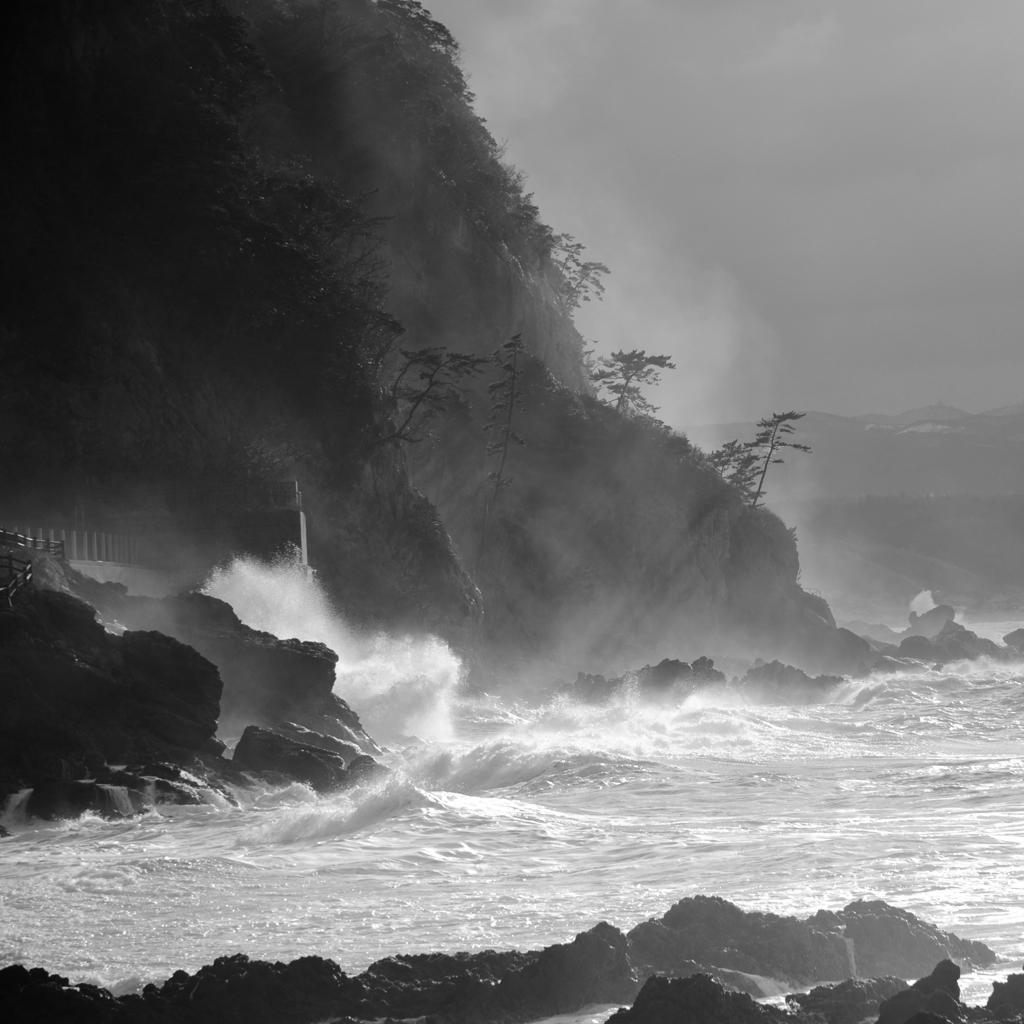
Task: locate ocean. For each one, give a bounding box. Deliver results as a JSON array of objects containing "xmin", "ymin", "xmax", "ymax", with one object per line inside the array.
[{"xmin": 2, "ymin": 559, "xmax": 1022, "ymax": 1019}]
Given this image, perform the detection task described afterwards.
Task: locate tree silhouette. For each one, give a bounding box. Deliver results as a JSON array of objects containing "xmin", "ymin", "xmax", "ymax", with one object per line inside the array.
[
  {"xmin": 550, "ymin": 234, "xmax": 610, "ymax": 316},
  {"xmin": 477, "ymin": 334, "xmax": 527, "ymax": 573},
  {"xmin": 591, "ymin": 349, "xmax": 676, "ymax": 415},
  {"xmin": 746, "ymin": 411, "xmax": 812, "ymax": 507},
  {"xmin": 382, "ymin": 347, "xmax": 488, "ymax": 445},
  {"xmin": 709, "ymin": 439, "xmax": 760, "ymax": 502}
]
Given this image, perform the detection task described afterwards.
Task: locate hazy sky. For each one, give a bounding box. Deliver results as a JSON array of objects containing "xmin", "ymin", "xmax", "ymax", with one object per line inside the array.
[{"xmin": 427, "ymin": 0, "xmax": 1024, "ymax": 425}]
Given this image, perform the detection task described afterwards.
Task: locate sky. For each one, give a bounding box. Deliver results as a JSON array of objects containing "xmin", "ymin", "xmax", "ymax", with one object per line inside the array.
[{"xmin": 426, "ymin": 0, "xmax": 1024, "ymax": 426}]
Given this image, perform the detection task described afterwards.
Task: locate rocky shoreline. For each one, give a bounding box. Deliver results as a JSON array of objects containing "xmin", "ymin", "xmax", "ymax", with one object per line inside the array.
[
  {"xmin": 2, "ymin": 897, "xmax": 1019, "ymax": 1024},
  {"xmin": 0, "ymin": 545, "xmax": 389, "ymax": 822}
]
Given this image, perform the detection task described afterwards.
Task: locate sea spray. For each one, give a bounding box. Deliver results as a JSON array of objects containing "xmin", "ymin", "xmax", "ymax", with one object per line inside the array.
[{"xmin": 203, "ymin": 553, "xmax": 462, "ymax": 743}]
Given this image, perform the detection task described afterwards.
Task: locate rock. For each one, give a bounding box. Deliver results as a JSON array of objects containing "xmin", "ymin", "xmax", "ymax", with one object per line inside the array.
[
  {"xmin": 787, "ymin": 977, "xmax": 909, "ymax": 1024},
  {"xmin": 904, "ymin": 606, "xmax": 957, "ymax": 639},
  {"xmin": 120, "ymin": 629, "xmax": 224, "ymax": 754},
  {"xmin": 987, "ymin": 972, "xmax": 1024, "ymax": 1015},
  {"xmin": 740, "ymin": 661, "xmax": 844, "ymax": 706},
  {"xmin": 897, "ymin": 623, "xmax": 1011, "ymax": 667},
  {"xmin": 877, "ymin": 962, "xmax": 966, "ymax": 1024},
  {"xmin": 488, "ymin": 921, "xmax": 638, "ymax": 1021},
  {"xmin": 110, "ymin": 592, "xmax": 381, "ymax": 753},
  {"xmin": 274, "ymin": 721, "xmax": 362, "ymax": 762},
  {"xmin": 1001, "ymin": 628, "xmax": 1024, "ymax": 652},
  {"xmin": 606, "ymin": 973, "xmax": 791, "ymax": 1024},
  {"xmin": 24, "ymin": 779, "xmax": 146, "ymax": 820},
  {"xmin": 838, "ymin": 902, "xmax": 993, "ymax": 978},
  {"xmin": 232, "ymin": 725, "xmax": 355, "ymax": 793},
  {"xmin": 628, "ymin": 895, "xmax": 853, "ymax": 986},
  {"xmin": 357, "ymin": 948, "xmax": 535, "ymax": 1020},
  {"xmin": 635, "ymin": 657, "xmax": 727, "ymax": 692},
  {"xmin": 628, "ymin": 898, "xmax": 994, "ymax": 989},
  {"xmin": 0, "ymin": 588, "xmax": 226, "ymax": 804}
]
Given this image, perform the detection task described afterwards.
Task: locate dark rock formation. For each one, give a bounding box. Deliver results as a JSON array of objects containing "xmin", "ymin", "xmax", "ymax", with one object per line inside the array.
[
  {"xmin": 877, "ymin": 961, "xmax": 965, "ymax": 1024},
  {"xmin": 23, "ymin": 779, "xmax": 147, "ymax": 821},
  {"xmin": 628, "ymin": 897, "xmax": 994, "ymax": 989},
  {"xmin": 740, "ymin": 661, "xmax": 844, "ymax": 705},
  {"xmin": 104, "ymin": 592, "xmax": 380, "ymax": 753},
  {"xmin": 987, "ymin": 970, "xmax": 1024, "ymax": 1015},
  {"xmin": 820, "ymin": 902, "xmax": 992, "ymax": 980},
  {"xmin": 787, "ymin": 977, "xmax": 909, "ymax": 1024},
  {"xmin": 1001, "ymin": 628, "xmax": 1024, "ymax": 653},
  {"xmin": 628, "ymin": 896, "xmax": 853, "ymax": 987},
  {"xmin": 606, "ymin": 973, "xmax": 793, "ymax": 1024},
  {"xmin": 0, "ymin": 587, "xmax": 225, "ymax": 804},
  {"xmin": 232, "ymin": 725, "xmax": 374, "ymax": 793},
  {"xmin": 896, "ymin": 622, "xmax": 1011, "ymax": 666},
  {"xmin": 0, "ymin": 923, "xmax": 635, "ymax": 1024},
  {"xmin": 903, "ymin": 607, "xmax": 958, "ymax": 639}
]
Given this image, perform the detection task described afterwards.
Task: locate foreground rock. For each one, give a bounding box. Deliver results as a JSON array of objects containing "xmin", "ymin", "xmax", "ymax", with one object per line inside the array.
[
  {"xmin": 0, "ymin": 586, "xmax": 225, "ymax": 804},
  {"xmin": 0, "ymin": 922, "xmax": 636, "ymax": 1024},
  {"xmin": 0, "ymin": 566, "xmax": 385, "ymax": 817},
  {"xmin": 232, "ymin": 726, "xmax": 387, "ymax": 793},
  {"xmin": 102, "ymin": 591, "xmax": 381, "ymax": 753},
  {"xmin": 876, "ymin": 960, "xmax": 968, "ymax": 1024},
  {"xmin": 607, "ymin": 973, "xmax": 792, "ymax": 1024},
  {"xmin": 1, "ymin": 903, "xmax": 1007, "ymax": 1024},
  {"xmin": 787, "ymin": 977, "xmax": 909, "ymax": 1024},
  {"xmin": 627, "ymin": 897, "xmax": 995, "ymax": 989}
]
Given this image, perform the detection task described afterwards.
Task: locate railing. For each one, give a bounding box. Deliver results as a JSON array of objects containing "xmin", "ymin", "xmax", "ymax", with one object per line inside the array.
[
  {"xmin": 0, "ymin": 528, "xmax": 65, "ymax": 559},
  {"xmin": 0, "ymin": 553, "xmax": 32, "ymax": 607},
  {"xmin": 1, "ymin": 526, "xmax": 142, "ymax": 565}
]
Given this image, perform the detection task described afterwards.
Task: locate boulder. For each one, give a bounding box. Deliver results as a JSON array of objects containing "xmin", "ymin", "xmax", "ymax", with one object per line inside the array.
[
  {"xmin": 832, "ymin": 903, "xmax": 993, "ymax": 979},
  {"xmin": 877, "ymin": 962, "xmax": 965, "ymax": 1024},
  {"xmin": 232, "ymin": 725, "xmax": 355, "ymax": 793},
  {"xmin": 111, "ymin": 592, "xmax": 380, "ymax": 753},
  {"xmin": 628, "ymin": 895, "xmax": 853, "ymax": 986},
  {"xmin": 903, "ymin": 607, "xmax": 957, "ymax": 639},
  {"xmin": 627, "ymin": 898, "xmax": 994, "ymax": 988},
  {"xmin": 1001, "ymin": 628, "xmax": 1024, "ymax": 653},
  {"xmin": 24, "ymin": 779, "xmax": 146, "ymax": 820},
  {"xmin": 606, "ymin": 973, "xmax": 791, "ymax": 1024},
  {"xmin": 488, "ymin": 920, "xmax": 638, "ymax": 1021},
  {"xmin": 787, "ymin": 977, "xmax": 909, "ymax": 1024},
  {"xmin": 740, "ymin": 661, "xmax": 844, "ymax": 706},
  {"xmin": 0, "ymin": 588, "xmax": 225, "ymax": 804},
  {"xmin": 987, "ymin": 971, "xmax": 1024, "ymax": 1015}
]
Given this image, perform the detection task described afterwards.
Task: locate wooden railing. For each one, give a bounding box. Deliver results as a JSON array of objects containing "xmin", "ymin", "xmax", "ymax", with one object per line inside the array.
[
  {"xmin": 0, "ymin": 527, "xmax": 65, "ymax": 560},
  {"xmin": 0, "ymin": 553, "xmax": 32, "ymax": 608}
]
